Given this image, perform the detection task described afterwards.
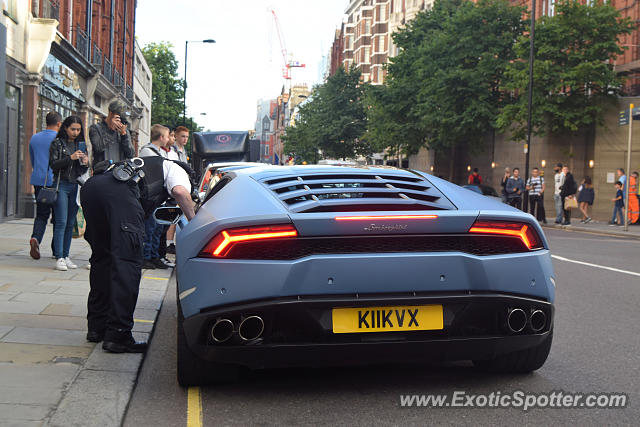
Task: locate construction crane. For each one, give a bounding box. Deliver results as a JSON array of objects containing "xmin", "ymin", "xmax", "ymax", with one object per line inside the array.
[{"xmin": 269, "ymin": 9, "xmax": 305, "ymax": 81}]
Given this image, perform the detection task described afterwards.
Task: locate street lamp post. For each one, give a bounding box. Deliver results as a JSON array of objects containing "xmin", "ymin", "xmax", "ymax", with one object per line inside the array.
[
  {"xmin": 523, "ymin": 0, "xmax": 536, "ymax": 213},
  {"xmin": 183, "ymin": 39, "xmax": 216, "ymax": 126}
]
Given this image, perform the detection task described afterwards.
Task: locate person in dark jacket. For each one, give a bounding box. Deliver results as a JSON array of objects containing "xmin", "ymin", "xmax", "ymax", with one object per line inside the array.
[
  {"xmin": 559, "ymin": 165, "xmax": 577, "ymax": 225},
  {"xmin": 500, "ymin": 167, "xmax": 511, "ymax": 203},
  {"xmin": 577, "ymin": 176, "xmax": 595, "ymax": 223},
  {"xmin": 81, "ymin": 156, "xmax": 195, "ymax": 352},
  {"xmin": 506, "ymin": 167, "xmax": 526, "ymax": 209},
  {"xmin": 49, "ymin": 116, "xmax": 89, "ymax": 271},
  {"xmin": 88, "ymin": 101, "xmax": 134, "ymax": 165},
  {"xmin": 28, "ymin": 111, "xmax": 61, "ymax": 259}
]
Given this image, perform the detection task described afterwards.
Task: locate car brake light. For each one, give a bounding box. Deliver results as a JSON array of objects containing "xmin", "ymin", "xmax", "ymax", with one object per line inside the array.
[
  {"xmin": 200, "ymin": 224, "xmax": 298, "ymax": 257},
  {"xmin": 335, "ymin": 215, "xmax": 438, "ymax": 221},
  {"xmin": 468, "ymin": 221, "xmax": 542, "ymax": 250}
]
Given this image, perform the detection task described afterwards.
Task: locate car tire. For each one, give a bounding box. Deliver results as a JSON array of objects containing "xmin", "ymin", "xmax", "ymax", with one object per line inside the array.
[
  {"xmin": 177, "ymin": 301, "xmax": 239, "ymax": 386},
  {"xmin": 473, "ymin": 331, "xmax": 553, "ymax": 373}
]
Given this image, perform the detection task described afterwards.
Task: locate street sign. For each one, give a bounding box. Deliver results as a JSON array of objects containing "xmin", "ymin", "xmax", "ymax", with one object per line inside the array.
[{"xmin": 619, "ymin": 109, "xmax": 629, "ymax": 126}]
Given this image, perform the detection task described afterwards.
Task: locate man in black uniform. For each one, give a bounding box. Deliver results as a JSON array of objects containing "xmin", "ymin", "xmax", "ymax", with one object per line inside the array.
[{"xmin": 81, "ymin": 155, "xmax": 195, "ymax": 352}]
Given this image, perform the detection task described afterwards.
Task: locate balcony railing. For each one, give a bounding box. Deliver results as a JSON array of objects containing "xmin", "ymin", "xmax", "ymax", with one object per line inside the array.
[
  {"xmin": 75, "ymin": 26, "xmax": 89, "ymax": 60},
  {"xmin": 113, "ymin": 70, "xmax": 123, "ymax": 88},
  {"xmin": 126, "ymin": 85, "xmax": 134, "ymax": 101},
  {"xmin": 103, "ymin": 58, "xmax": 113, "ymax": 82},
  {"xmin": 92, "ymin": 44, "xmax": 103, "ymax": 68},
  {"xmin": 41, "ymin": 0, "xmax": 59, "ymax": 20}
]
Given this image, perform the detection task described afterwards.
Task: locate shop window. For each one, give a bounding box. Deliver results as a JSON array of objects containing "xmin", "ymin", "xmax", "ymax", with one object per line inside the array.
[{"xmin": 2, "ymin": 0, "xmax": 18, "ymax": 22}]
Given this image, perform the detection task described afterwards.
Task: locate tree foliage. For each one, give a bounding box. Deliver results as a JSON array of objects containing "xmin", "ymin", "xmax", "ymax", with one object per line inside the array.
[
  {"xmin": 368, "ymin": 0, "xmax": 524, "ymax": 155},
  {"xmin": 142, "ymin": 42, "xmax": 202, "ymax": 132},
  {"xmin": 283, "ymin": 67, "xmax": 370, "ymax": 162},
  {"xmin": 497, "ymin": 0, "xmax": 634, "ymax": 140}
]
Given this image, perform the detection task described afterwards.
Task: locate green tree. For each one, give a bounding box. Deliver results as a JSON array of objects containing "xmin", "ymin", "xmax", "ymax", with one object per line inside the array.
[
  {"xmin": 142, "ymin": 42, "xmax": 202, "ymax": 133},
  {"xmin": 497, "ymin": 0, "xmax": 634, "ymax": 140},
  {"xmin": 368, "ymin": 0, "xmax": 524, "ymax": 162},
  {"xmin": 283, "ymin": 67, "xmax": 370, "ymax": 162}
]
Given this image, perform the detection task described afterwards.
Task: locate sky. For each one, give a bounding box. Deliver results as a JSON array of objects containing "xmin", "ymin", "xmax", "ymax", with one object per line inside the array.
[{"xmin": 135, "ymin": 0, "xmax": 348, "ymax": 131}]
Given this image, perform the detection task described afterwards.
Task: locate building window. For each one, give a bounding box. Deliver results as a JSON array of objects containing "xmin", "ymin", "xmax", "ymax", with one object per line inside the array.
[
  {"xmin": 365, "ymin": 19, "xmax": 371, "ymax": 34},
  {"xmin": 364, "ymin": 47, "xmax": 370, "ymax": 63},
  {"xmin": 543, "ymin": 0, "xmax": 555, "ymax": 16},
  {"xmin": 2, "ymin": 0, "xmax": 18, "ymax": 22}
]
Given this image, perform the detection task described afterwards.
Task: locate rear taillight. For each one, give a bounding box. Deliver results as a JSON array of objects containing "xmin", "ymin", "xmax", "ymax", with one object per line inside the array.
[
  {"xmin": 468, "ymin": 220, "xmax": 543, "ymax": 250},
  {"xmin": 199, "ymin": 224, "xmax": 298, "ymax": 258}
]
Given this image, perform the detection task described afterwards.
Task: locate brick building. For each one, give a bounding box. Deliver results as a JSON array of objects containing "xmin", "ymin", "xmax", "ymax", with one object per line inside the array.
[
  {"xmin": 1, "ymin": 0, "xmax": 151, "ymax": 220},
  {"xmin": 330, "ymin": 0, "xmax": 435, "ymax": 84}
]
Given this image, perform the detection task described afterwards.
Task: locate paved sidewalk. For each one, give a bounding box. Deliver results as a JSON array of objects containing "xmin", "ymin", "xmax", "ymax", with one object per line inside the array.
[
  {"xmin": 543, "ymin": 218, "xmax": 640, "ymax": 239},
  {"xmin": 0, "ymin": 219, "xmax": 172, "ymax": 427}
]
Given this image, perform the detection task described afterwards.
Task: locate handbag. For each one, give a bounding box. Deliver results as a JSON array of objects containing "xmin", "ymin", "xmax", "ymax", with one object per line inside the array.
[
  {"xmin": 36, "ymin": 169, "xmax": 60, "ymax": 206},
  {"xmin": 564, "ymin": 196, "xmax": 578, "ymax": 210}
]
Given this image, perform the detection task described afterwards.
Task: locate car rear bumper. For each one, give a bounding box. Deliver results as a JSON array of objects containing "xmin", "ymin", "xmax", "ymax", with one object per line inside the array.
[
  {"xmin": 177, "ymin": 250, "xmax": 555, "ymax": 319},
  {"xmin": 181, "ymin": 292, "xmax": 554, "ymax": 369}
]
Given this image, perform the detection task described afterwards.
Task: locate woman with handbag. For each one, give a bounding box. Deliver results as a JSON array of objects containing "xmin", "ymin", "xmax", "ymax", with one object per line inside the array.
[{"xmin": 49, "ymin": 116, "xmax": 89, "ymax": 271}]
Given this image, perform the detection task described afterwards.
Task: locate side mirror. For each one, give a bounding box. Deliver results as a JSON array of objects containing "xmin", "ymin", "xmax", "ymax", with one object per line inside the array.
[{"xmin": 153, "ymin": 206, "xmax": 183, "ymax": 225}]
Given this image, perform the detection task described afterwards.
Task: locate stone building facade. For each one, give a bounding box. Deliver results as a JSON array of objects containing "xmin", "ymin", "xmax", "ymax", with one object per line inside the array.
[{"xmin": 1, "ymin": 0, "xmax": 151, "ymax": 221}]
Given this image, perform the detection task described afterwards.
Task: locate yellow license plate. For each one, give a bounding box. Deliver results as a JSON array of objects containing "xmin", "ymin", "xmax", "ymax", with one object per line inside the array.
[{"xmin": 332, "ymin": 305, "xmax": 443, "ymax": 333}]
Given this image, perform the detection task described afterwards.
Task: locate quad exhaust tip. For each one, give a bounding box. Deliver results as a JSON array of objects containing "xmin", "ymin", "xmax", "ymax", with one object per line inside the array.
[
  {"xmin": 530, "ymin": 309, "xmax": 546, "ymax": 332},
  {"xmin": 507, "ymin": 308, "xmax": 527, "ymax": 333},
  {"xmin": 211, "ymin": 318, "xmax": 234, "ymax": 343},
  {"xmin": 238, "ymin": 316, "xmax": 264, "ymax": 341}
]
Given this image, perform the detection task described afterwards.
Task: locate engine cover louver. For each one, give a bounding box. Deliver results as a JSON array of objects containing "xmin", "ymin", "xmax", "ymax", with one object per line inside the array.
[{"xmin": 261, "ymin": 173, "xmax": 455, "ymax": 213}]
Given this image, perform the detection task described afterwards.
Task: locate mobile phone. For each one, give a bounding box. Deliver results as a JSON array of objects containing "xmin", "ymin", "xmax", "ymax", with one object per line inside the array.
[{"xmin": 78, "ymin": 141, "xmax": 87, "ymax": 153}]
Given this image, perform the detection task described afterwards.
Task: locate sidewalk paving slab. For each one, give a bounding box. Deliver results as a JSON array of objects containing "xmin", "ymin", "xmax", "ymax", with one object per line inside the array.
[
  {"xmin": 41, "ymin": 303, "xmax": 86, "ymax": 317},
  {"xmin": 0, "ymin": 300, "xmax": 51, "ymax": 315},
  {"xmin": 0, "ymin": 219, "xmax": 170, "ymax": 427},
  {"xmin": 0, "ymin": 313, "xmax": 86, "ymax": 330},
  {"xmin": 1, "ymin": 327, "xmax": 93, "ymax": 347},
  {"xmin": 0, "ymin": 343, "xmax": 92, "ymax": 364}
]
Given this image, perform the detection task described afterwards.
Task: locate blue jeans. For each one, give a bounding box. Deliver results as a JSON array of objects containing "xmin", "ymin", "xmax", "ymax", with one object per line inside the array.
[
  {"xmin": 53, "ymin": 181, "xmax": 79, "ymax": 259},
  {"xmin": 143, "ymin": 215, "xmax": 163, "ymax": 260},
  {"xmin": 611, "ymin": 205, "xmax": 623, "ymax": 224},
  {"xmin": 554, "ymin": 194, "xmax": 564, "ymax": 223}
]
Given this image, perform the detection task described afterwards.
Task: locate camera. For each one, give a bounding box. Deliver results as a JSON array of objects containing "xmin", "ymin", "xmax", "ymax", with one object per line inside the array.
[{"xmin": 112, "ymin": 157, "xmax": 145, "ymax": 184}]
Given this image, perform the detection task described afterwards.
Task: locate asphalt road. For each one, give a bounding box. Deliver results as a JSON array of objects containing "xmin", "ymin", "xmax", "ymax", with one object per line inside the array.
[{"xmin": 124, "ymin": 228, "xmax": 640, "ymax": 426}]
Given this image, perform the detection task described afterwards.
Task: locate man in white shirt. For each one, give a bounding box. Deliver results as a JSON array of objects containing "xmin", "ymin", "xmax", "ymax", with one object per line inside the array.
[{"xmin": 553, "ymin": 163, "xmax": 565, "ymax": 224}]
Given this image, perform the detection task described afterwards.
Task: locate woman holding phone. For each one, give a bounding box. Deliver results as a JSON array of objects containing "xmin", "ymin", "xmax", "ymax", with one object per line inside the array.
[{"xmin": 49, "ymin": 116, "xmax": 89, "ymax": 271}]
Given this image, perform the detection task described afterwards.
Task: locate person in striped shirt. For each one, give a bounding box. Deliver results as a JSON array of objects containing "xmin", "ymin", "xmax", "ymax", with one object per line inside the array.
[{"xmin": 526, "ymin": 167, "xmax": 547, "ymax": 223}]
